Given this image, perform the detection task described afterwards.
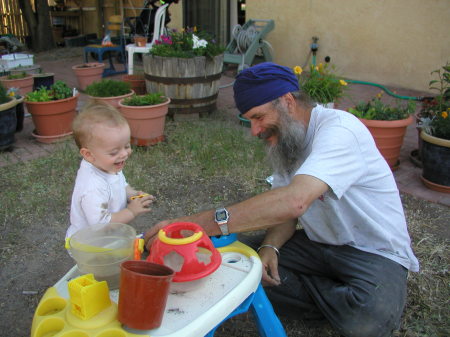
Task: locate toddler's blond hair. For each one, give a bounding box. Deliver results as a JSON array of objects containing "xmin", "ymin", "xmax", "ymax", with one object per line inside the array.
[{"xmin": 72, "ymin": 101, "xmax": 128, "ymax": 149}]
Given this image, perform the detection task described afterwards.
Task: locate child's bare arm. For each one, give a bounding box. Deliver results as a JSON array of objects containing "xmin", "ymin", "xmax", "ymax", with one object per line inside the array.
[{"xmin": 111, "ymin": 195, "xmax": 154, "ymax": 223}]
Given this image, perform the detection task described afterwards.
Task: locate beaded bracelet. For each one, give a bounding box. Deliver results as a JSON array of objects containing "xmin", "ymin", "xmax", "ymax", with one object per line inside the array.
[{"xmin": 256, "ymin": 244, "xmax": 280, "ymax": 257}]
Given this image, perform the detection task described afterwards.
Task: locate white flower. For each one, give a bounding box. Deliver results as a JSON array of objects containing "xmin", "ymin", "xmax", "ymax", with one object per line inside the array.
[{"xmin": 192, "ymin": 34, "xmax": 208, "ymax": 49}]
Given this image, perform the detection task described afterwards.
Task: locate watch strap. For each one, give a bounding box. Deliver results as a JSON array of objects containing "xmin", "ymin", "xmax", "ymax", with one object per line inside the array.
[{"xmin": 218, "ymin": 222, "xmax": 229, "ymax": 236}]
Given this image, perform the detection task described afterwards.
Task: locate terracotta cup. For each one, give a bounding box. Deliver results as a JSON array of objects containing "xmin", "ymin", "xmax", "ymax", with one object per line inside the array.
[{"xmin": 118, "ymin": 260, "xmax": 174, "ymax": 330}]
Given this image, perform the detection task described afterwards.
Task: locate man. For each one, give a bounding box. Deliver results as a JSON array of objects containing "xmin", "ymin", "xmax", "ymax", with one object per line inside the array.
[{"xmin": 145, "ymin": 62, "xmax": 419, "ymax": 337}]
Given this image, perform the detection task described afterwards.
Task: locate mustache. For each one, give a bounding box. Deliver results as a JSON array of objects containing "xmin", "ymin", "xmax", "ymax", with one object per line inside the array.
[{"xmin": 258, "ymin": 125, "xmax": 279, "ymax": 140}]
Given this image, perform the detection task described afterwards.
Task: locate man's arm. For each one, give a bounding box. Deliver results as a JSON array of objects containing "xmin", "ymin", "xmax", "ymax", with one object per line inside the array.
[
  {"xmin": 258, "ymin": 219, "xmax": 297, "ymax": 285},
  {"xmin": 145, "ymin": 174, "xmax": 328, "ymax": 246}
]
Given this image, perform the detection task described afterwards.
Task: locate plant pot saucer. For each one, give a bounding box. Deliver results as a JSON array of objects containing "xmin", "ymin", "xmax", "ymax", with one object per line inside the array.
[
  {"xmin": 409, "ymin": 149, "xmax": 422, "ymax": 168},
  {"xmin": 31, "ymin": 130, "xmax": 73, "ymax": 144},
  {"xmin": 420, "ymin": 176, "xmax": 450, "ymax": 194}
]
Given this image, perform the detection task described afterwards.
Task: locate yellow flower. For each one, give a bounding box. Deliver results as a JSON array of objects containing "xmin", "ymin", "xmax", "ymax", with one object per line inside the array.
[
  {"xmin": 376, "ymin": 91, "xmax": 383, "ymax": 99},
  {"xmin": 293, "ymin": 66, "xmax": 303, "ymax": 75},
  {"xmin": 315, "ymin": 66, "xmax": 319, "ymax": 71},
  {"xmin": 194, "ymin": 26, "xmax": 197, "ymax": 32},
  {"xmin": 442, "ymin": 111, "xmax": 448, "ymax": 119},
  {"xmin": 318, "ymin": 63, "xmax": 324, "ymax": 72},
  {"xmin": 8, "ymin": 92, "xmax": 15, "ymax": 97},
  {"xmin": 339, "ymin": 80, "xmax": 348, "ymax": 86}
]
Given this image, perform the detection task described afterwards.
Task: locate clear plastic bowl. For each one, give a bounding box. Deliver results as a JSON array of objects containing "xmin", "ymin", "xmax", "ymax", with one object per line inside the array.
[{"xmin": 67, "ymin": 223, "xmax": 136, "ymax": 289}]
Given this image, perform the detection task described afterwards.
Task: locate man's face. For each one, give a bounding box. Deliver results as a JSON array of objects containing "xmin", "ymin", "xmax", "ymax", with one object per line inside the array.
[{"xmin": 243, "ymin": 97, "xmax": 306, "ymax": 176}]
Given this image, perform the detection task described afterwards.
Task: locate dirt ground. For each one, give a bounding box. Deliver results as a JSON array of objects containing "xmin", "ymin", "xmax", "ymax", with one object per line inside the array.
[
  {"xmin": 1, "ymin": 173, "xmax": 449, "ymax": 337},
  {"xmin": 0, "ymin": 48, "xmax": 449, "ymax": 337}
]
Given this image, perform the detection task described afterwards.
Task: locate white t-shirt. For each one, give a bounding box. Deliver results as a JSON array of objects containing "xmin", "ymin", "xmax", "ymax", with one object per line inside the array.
[
  {"xmin": 66, "ymin": 159, "xmax": 128, "ymax": 238},
  {"xmin": 272, "ymin": 105, "xmax": 419, "ymax": 272}
]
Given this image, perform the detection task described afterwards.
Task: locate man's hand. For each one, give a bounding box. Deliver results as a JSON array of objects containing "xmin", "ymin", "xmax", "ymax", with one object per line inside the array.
[
  {"xmin": 144, "ymin": 219, "xmax": 172, "ymax": 250},
  {"xmin": 258, "ymin": 246, "xmax": 281, "ymax": 286}
]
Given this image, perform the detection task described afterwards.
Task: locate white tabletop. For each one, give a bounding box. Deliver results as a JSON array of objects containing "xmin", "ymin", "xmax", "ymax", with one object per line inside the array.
[{"xmin": 34, "ymin": 245, "xmax": 262, "ymax": 337}]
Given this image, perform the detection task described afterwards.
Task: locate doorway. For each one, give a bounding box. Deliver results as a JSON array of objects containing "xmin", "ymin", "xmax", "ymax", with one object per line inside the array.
[{"xmin": 183, "ymin": 0, "xmax": 246, "ymax": 46}]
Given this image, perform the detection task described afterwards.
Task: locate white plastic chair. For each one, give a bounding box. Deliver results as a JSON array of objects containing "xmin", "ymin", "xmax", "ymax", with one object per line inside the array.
[{"xmin": 126, "ymin": 3, "xmax": 169, "ymax": 75}]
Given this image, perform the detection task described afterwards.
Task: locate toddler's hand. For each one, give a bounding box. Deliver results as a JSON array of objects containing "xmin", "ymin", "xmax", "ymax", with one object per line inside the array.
[{"xmin": 127, "ymin": 194, "xmax": 155, "ymax": 217}]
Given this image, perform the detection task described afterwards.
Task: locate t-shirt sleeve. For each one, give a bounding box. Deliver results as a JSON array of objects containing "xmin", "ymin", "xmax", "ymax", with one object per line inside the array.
[
  {"xmin": 79, "ymin": 187, "xmax": 112, "ymax": 225},
  {"xmin": 296, "ymin": 125, "xmax": 367, "ymax": 199}
]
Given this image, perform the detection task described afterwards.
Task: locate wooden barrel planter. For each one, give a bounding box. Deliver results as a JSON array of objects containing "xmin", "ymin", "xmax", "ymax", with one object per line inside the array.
[{"xmin": 143, "ymin": 54, "xmax": 224, "ymax": 119}]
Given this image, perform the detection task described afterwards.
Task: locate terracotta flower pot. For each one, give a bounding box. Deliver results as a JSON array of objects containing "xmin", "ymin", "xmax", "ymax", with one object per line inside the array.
[
  {"xmin": 118, "ymin": 97, "xmax": 170, "ymax": 146},
  {"xmin": 122, "ymin": 74, "xmax": 146, "ymax": 95},
  {"xmin": 134, "ymin": 36, "xmax": 147, "ymax": 47},
  {"xmin": 72, "ymin": 63, "xmax": 105, "ymax": 91},
  {"xmin": 0, "ymin": 74, "xmax": 34, "ymax": 96},
  {"xmin": 87, "ymin": 90, "xmax": 135, "ymax": 109},
  {"xmin": 25, "ymin": 94, "xmax": 79, "ymax": 139},
  {"xmin": 359, "ymin": 115, "xmax": 414, "ymax": 170},
  {"xmin": 419, "ymin": 130, "xmax": 450, "ymax": 193}
]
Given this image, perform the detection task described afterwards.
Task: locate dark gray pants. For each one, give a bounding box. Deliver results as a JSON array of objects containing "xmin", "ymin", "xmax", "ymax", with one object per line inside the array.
[{"xmin": 240, "ymin": 230, "xmax": 408, "ymax": 337}]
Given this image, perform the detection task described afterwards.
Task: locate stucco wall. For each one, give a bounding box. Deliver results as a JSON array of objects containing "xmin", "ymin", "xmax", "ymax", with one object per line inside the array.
[{"xmin": 246, "ymin": 0, "xmax": 450, "ymax": 93}]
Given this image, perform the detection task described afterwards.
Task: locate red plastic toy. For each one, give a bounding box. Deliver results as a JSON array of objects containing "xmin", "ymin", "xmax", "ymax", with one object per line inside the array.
[{"xmin": 147, "ymin": 222, "xmax": 222, "ymax": 282}]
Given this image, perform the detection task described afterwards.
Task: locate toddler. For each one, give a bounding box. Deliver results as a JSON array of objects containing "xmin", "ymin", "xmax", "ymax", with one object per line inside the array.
[{"xmin": 66, "ymin": 102, "xmax": 155, "ymax": 238}]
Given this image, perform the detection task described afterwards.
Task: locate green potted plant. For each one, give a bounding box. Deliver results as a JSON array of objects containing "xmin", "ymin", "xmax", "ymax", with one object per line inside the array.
[
  {"xmin": 417, "ymin": 62, "xmax": 450, "ymax": 192},
  {"xmin": 85, "ymin": 79, "xmax": 134, "ymax": 108},
  {"xmin": 9, "ymin": 64, "xmax": 41, "ymax": 76},
  {"xmin": 295, "ymin": 63, "xmax": 348, "ymax": 107},
  {"xmin": 25, "ymin": 80, "xmax": 78, "ymax": 143},
  {"xmin": 144, "ymin": 27, "xmax": 225, "ymax": 119},
  {"xmin": 118, "ymin": 92, "xmax": 170, "ymax": 146},
  {"xmin": 0, "ymin": 83, "xmax": 17, "ymax": 150},
  {"xmin": 6, "ymin": 87, "xmax": 25, "ymax": 132},
  {"xmin": 72, "ymin": 62, "xmax": 105, "ymax": 91},
  {"xmin": 348, "ymin": 93, "xmax": 416, "ymax": 170},
  {"xmin": 0, "ymin": 71, "xmax": 34, "ymax": 96}
]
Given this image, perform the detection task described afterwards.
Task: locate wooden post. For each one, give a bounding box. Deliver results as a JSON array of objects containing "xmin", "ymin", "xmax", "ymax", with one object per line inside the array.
[{"xmin": 95, "ymin": 0, "xmax": 104, "ymax": 38}]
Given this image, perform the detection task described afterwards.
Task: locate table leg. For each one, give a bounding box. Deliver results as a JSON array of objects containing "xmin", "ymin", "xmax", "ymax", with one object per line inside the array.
[
  {"xmin": 250, "ymin": 284, "xmax": 287, "ymax": 337},
  {"xmin": 128, "ymin": 49, "xmax": 134, "ymax": 75}
]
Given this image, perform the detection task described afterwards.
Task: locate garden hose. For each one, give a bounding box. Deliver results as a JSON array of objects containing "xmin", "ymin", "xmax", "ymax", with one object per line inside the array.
[{"xmin": 345, "ymin": 79, "xmax": 424, "ymax": 101}]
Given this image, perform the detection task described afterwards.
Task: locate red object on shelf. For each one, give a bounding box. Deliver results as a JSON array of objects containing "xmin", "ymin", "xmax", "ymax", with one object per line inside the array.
[{"xmin": 147, "ymin": 222, "xmax": 222, "ymax": 282}]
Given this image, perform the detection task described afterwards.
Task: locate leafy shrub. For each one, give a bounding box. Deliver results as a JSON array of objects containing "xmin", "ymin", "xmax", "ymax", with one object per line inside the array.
[
  {"xmin": 121, "ymin": 93, "xmax": 166, "ymax": 106},
  {"xmin": 85, "ymin": 80, "xmax": 131, "ymax": 97},
  {"xmin": 295, "ymin": 63, "xmax": 348, "ymax": 104},
  {"xmin": 348, "ymin": 94, "xmax": 416, "ymax": 121},
  {"xmin": 7, "ymin": 72, "xmax": 28, "ymax": 80},
  {"xmin": 419, "ymin": 62, "xmax": 450, "ymax": 140},
  {"xmin": 150, "ymin": 27, "xmax": 225, "ymax": 58},
  {"xmin": 26, "ymin": 81, "xmax": 73, "ymax": 102},
  {"xmin": 0, "ymin": 83, "xmax": 11, "ymax": 104}
]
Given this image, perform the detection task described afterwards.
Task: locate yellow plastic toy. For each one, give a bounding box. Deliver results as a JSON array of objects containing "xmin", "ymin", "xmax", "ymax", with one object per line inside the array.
[
  {"xmin": 130, "ymin": 193, "xmax": 149, "ymax": 200},
  {"xmin": 68, "ymin": 274, "xmax": 111, "ymax": 320}
]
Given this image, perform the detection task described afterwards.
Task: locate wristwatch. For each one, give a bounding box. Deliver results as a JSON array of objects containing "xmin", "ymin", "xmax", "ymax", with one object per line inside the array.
[{"xmin": 215, "ymin": 207, "xmax": 230, "ymax": 235}]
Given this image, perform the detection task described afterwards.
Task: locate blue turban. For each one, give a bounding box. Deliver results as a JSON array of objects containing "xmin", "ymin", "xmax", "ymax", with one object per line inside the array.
[{"xmin": 233, "ymin": 62, "xmax": 299, "ymax": 114}]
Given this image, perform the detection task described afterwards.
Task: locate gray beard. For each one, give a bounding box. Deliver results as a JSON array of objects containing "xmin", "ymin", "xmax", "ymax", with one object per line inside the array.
[{"xmin": 266, "ymin": 112, "xmax": 306, "ymax": 178}]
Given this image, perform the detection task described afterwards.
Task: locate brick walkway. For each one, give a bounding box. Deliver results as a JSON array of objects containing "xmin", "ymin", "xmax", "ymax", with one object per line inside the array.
[{"xmin": 1, "ymin": 50, "xmax": 449, "ymax": 206}]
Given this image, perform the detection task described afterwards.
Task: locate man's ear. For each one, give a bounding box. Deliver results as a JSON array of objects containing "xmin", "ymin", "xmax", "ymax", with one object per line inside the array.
[
  {"xmin": 79, "ymin": 147, "xmax": 94, "ymax": 162},
  {"xmin": 282, "ymin": 92, "xmax": 296, "ymax": 114}
]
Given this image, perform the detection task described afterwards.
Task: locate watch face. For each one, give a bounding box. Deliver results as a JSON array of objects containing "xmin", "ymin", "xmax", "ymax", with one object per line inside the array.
[{"xmin": 215, "ymin": 209, "xmax": 228, "ymax": 222}]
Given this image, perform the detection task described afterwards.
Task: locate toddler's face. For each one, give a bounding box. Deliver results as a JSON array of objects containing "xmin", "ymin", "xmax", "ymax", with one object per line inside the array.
[{"xmin": 85, "ymin": 123, "xmax": 132, "ymax": 174}]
